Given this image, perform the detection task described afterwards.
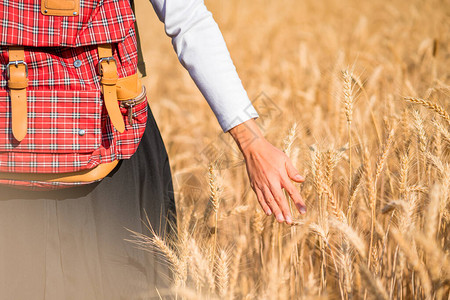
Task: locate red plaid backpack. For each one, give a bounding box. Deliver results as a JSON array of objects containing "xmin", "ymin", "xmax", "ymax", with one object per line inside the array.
[{"xmin": 0, "ymin": 0, "xmax": 148, "ymax": 189}]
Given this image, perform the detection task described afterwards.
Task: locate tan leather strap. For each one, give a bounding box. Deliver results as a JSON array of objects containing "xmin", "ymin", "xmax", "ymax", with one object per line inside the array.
[
  {"xmin": 41, "ymin": 0, "xmax": 79, "ymax": 16},
  {"xmin": 116, "ymin": 73, "xmax": 143, "ymax": 100},
  {"xmin": 0, "ymin": 160, "xmax": 119, "ymax": 183},
  {"xmin": 98, "ymin": 44, "xmax": 125, "ymax": 133},
  {"xmin": 8, "ymin": 47, "xmax": 28, "ymax": 142}
]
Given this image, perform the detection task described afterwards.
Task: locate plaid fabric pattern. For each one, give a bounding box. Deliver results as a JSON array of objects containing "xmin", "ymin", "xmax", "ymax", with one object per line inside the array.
[
  {"xmin": 0, "ymin": 90, "xmax": 103, "ymax": 155},
  {"xmin": 0, "ymin": 0, "xmax": 147, "ymax": 189},
  {"xmin": 0, "ymin": 0, "xmax": 135, "ymax": 47},
  {"xmin": 0, "ymin": 27, "xmax": 138, "ymax": 89}
]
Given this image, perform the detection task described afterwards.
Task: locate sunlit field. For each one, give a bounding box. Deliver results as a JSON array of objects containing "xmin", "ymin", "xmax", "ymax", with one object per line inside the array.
[{"xmin": 133, "ymin": 0, "xmax": 449, "ymax": 298}]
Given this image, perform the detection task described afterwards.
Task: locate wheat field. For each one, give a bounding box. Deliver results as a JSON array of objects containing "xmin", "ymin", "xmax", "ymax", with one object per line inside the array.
[{"xmin": 132, "ymin": 0, "xmax": 450, "ymax": 298}]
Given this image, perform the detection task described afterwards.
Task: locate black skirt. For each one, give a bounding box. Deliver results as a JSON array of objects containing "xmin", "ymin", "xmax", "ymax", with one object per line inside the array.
[{"xmin": 0, "ymin": 105, "xmax": 176, "ymax": 300}]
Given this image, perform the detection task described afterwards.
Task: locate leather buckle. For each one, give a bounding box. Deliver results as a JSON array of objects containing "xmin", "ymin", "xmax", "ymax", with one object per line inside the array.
[
  {"xmin": 98, "ymin": 57, "xmax": 117, "ymax": 75},
  {"xmin": 7, "ymin": 60, "xmax": 28, "ymax": 79}
]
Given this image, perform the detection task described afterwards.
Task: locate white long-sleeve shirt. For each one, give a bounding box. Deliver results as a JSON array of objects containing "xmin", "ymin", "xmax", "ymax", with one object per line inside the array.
[{"xmin": 148, "ymin": 0, "xmax": 259, "ymax": 132}]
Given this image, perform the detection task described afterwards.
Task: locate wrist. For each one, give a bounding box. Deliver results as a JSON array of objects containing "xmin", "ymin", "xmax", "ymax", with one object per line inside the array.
[{"xmin": 228, "ymin": 119, "xmax": 266, "ymax": 157}]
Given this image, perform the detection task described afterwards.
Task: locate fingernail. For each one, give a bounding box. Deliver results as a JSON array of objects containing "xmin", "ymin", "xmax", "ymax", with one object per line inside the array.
[
  {"xmin": 300, "ymin": 207, "xmax": 306, "ymax": 214},
  {"xmin": 286, "ymin": 215, "xmax": 292, "ymax": 224},
  {"xmin": 276, "ymin": 214, "xmax": 284, "ymax": 222},
  {"xmin": 266, "ymin": 209, "xmax": 272, "ymax": 216},
  {"xmin": 295, "ymin": 174, "xmax": 304, "ymax": 181}
]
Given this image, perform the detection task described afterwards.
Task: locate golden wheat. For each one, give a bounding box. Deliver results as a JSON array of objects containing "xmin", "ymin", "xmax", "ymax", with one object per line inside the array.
[{"xmin": 131, "ymin": 0, "xmax": 450, "ymax": 298}]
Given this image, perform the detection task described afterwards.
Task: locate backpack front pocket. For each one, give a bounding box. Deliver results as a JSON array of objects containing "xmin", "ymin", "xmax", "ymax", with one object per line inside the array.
[
  {"xmin": 0, "ymin": 89, "xmax": 103, "ymax": 173},
  {"xmin": 0, "ymin": 89, "xmax": 103, "ymax": 153}
]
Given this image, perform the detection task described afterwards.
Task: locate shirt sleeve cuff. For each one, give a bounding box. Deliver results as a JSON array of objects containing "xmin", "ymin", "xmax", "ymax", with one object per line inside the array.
[{"xmin": 218, "ymin": 105, "xmax": 259, "ymax": 132}]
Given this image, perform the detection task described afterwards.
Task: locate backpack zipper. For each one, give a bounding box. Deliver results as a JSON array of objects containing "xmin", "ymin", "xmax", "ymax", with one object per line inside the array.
[{"xmin": 119, "ymin": 86, "xmax": 147, "ymax": 126}]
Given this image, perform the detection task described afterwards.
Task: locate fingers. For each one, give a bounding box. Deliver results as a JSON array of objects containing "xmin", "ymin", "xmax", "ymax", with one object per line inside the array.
[
  {"xmin": 286, "ymin": 161, "xmax": 305, "ymax": 183},
  {"xmin": 262, "ymin": 185, "xmax": 293, "ymax": 225},
  {"xmin": 261, "ymin": 186, "xmax": 285, "ymax": 223},
  {"xmin": 255, "ymin": 187, "xmax": 272, "ymax": 216},
  {"xmin": 284, "ymin": 160, "xmax": 307, "ymax": 214},
  {"xmin": 282, "ymin": 178, "xmax": 307, "ymax": 215},
  {"xmin": 270, "ymin": 184, "xmax": 293, "ymax": 224},
  {"xmin": 249, "ymin": 154, "xmax": 306, "ymax": 225}
]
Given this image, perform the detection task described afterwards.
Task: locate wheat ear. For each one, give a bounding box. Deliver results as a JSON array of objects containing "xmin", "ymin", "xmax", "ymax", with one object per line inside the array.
[
  {"xmin": 343, "ymin": 70, "xmax": 354, "ymax": 216},
  {"xmin": 405, "ymin": 97, "xmax": 450, "ymax": 127},
  {"xmin": 208, "ymin": 163, "xmax": 221, "ymax": 258},
  {"xmin": 214, "ymin": 249, "xmax": 230, "ymax": 298},
  {"xmin": 375, "ymin": 128, "xmax": 395, "ymax": 184},
  {"xmin": 359, "ymin": 264, "xmax": 389, "ymax": 300}
]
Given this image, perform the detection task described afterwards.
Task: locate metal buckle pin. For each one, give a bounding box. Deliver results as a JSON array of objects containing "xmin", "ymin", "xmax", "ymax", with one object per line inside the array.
[
  {"xmin": 6, "ymin": 60, "xmax": 28, "ymax": 79},
  {"xmin": 98, "ymin": 57, "xmax": 117, "ymax": 75}
]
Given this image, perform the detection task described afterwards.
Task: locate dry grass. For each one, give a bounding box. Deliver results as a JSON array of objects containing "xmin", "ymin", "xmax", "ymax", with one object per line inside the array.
[{"xmin": 133, "ymin": 0, "xmax": 450, "ymax": 298}]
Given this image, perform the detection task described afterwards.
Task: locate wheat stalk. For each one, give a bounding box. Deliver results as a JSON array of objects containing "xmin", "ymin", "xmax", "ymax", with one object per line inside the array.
[{"xmin": 229, "ymin": 236, "xmax": 245, "ymax": 299}]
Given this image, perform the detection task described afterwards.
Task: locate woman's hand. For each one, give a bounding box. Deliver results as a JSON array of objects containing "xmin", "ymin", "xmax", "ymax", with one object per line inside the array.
[{"xmin": 229, "ymin": 119, "xmax": 306, "ymax": 224}]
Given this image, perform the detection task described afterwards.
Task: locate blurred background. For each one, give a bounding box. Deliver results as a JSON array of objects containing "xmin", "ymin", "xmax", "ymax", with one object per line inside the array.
[{"xmin": 132, "ymin": 0, "xmax": 449, "ymax": 298}]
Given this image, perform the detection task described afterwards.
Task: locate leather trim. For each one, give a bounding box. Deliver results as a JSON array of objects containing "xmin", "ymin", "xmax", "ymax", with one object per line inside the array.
[
  {"xmin": 0, "ymin": 160, "xmax": 119, "ymax": 183},
  {"xmin": 8, "ymin": 80, "xmax": 29, "ymax": 90},
  {"xmin": 116, "ymin": 73, "xmax": 143, "ymax": 100},
  {"xmin": 41, "ymin": 0, "xmax": 79, "ymax": 16},
  {"xmin": 119, "ymin": 86, "xmax": 147, "ymax": 108},
  {"xmin": 8, "ymin": 47, "xmax": 28, "ymax": 142},
  {"xmin": 98, "ymin": 44, "xmax": 125, "ymax": 133}
]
